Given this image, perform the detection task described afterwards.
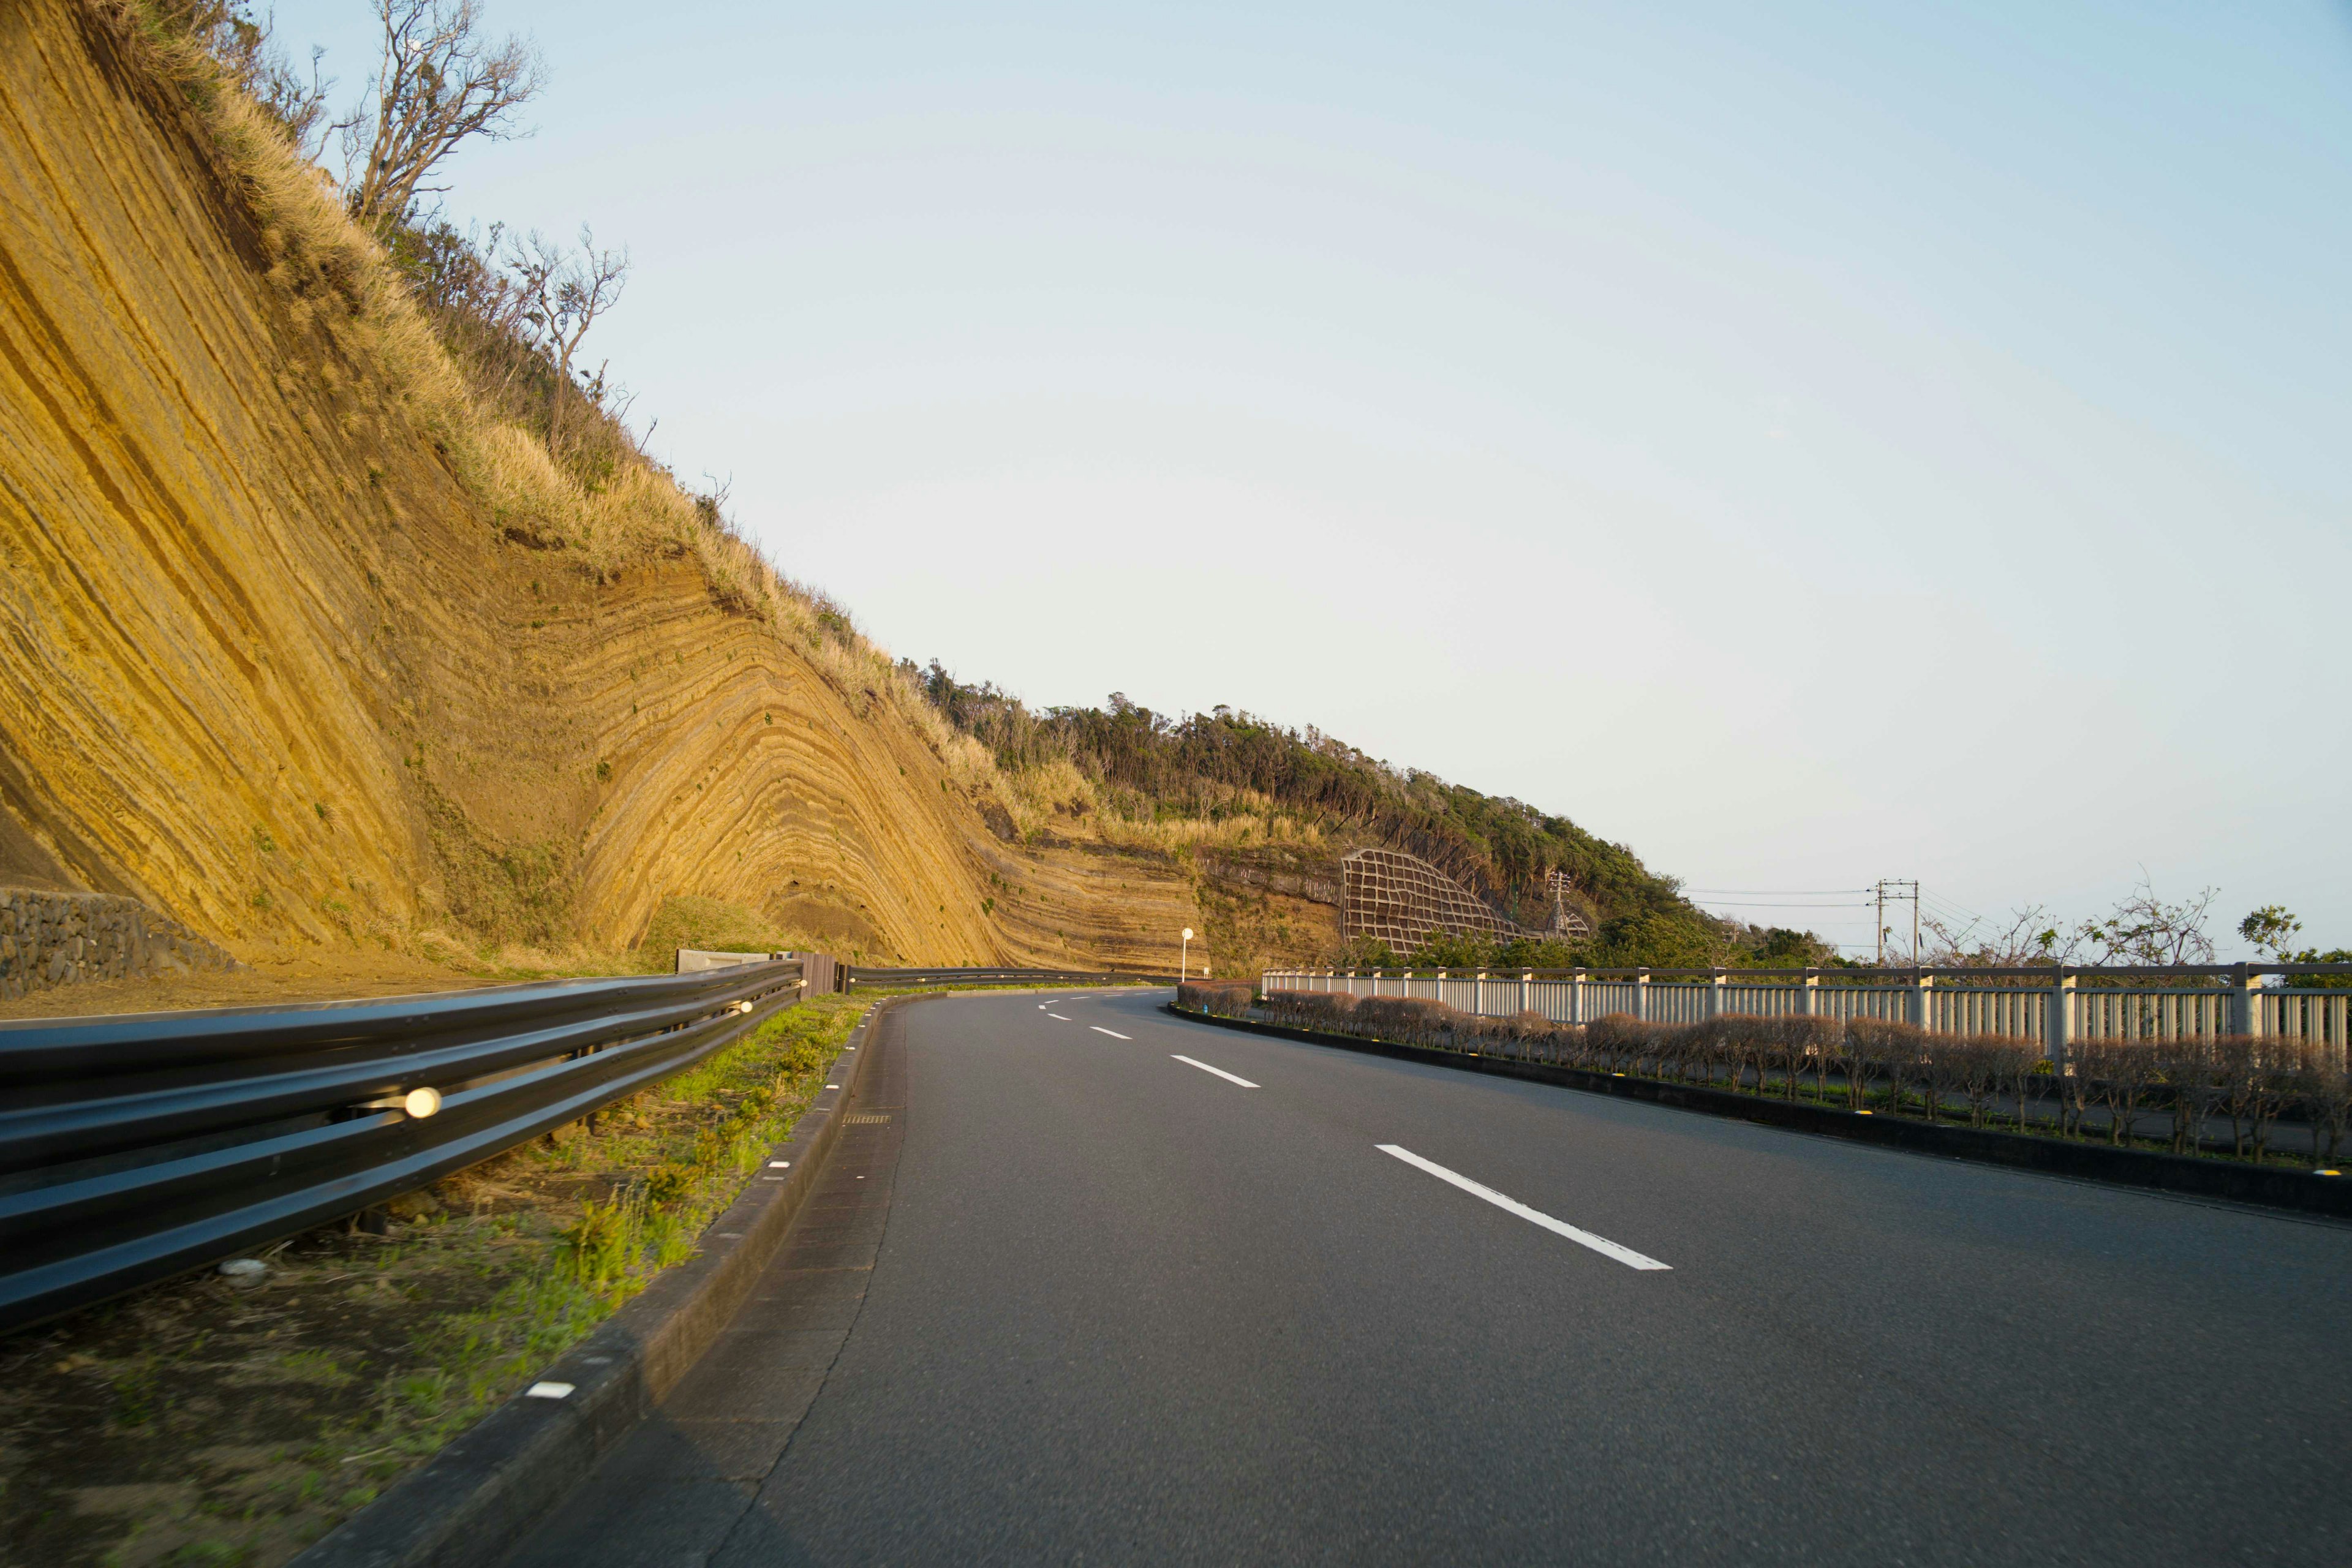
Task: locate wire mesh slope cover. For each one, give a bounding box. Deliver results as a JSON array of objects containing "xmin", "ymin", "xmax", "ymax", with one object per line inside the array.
[{"xmin": 1342, "ymin": 848, "xmax": 1586, "ymax": 951}]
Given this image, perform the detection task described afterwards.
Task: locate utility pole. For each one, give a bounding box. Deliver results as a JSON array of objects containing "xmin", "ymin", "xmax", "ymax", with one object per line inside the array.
[{"xmin": 1872, "ymin": 880, "xmax": 1920, "ymax": 966}]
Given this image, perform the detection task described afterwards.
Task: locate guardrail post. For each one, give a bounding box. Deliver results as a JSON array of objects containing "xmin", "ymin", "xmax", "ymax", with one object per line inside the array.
[
  {"xmin": 1572, "ymin": 967, "xmax": 1588, "ymax": 1023},
  {"xmin": 1800, "ymin": 967, "xmax": 1819, "ymax": 1016},
  {"xmin": 2046, "ymin": 969, "xmax": 2075, "ymax": 1068},
  {"xmin": 2230, "ymin": 962, "xmax": 2259, "ymax": 1038},
  {"xmin": 1634, "ymin": 968, "xmax": 1650, "ymax": 1023},
  {"xmin": 1709, "ymin": 967, "xmax": 1727, "ymax": 1018},
  {"xmin": 1474, "ymin": 970, "xmax": 1487, "ymax": 1016},
  {"xmin": 1912, "ymin": 972, "xmax": 1934, "ymax": 1031},
  {"xmin": 1520, "ymin": 970, "xmax": 1533, "ymax": 1016}
]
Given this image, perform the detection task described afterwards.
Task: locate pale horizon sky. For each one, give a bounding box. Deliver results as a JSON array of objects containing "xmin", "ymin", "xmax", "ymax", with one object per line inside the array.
[{"xmin": 281, "ymin": 0, "xmax": 2352, "ymax": 957}]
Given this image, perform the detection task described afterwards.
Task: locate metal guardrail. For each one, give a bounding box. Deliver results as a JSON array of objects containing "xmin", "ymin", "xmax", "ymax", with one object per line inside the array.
[
  {"xmin": 0, "ymin": 959, "xmax": 804, "ymax": 1335},
  {"xmin": 842, "ymin": 965, "xmax": 1177, "ymax": 990}
]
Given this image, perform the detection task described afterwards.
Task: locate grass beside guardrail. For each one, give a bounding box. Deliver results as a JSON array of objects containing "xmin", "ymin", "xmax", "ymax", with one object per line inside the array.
[{"xmin": 0, "ymin": 993, "xmax": 867, "ymax": 1568}]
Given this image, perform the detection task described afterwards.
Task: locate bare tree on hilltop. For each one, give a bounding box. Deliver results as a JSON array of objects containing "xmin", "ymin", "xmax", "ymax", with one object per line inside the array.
[
  {"xmin": 507, "ymin": 227, "xmax": 630, "ymax": 444},
  {"xmin": 341, "ymin": 0, "xmax": 543, "ymax": 232}
]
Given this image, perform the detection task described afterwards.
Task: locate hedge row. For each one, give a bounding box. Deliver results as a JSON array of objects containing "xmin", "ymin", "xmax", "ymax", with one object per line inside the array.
[
  {"xmin": 1242, "ymin": 990, "xmax": 2352, "ymax": 1167},
  {"xmin": 1176, "ymin": 980, "xmax": 1254, "ymax": 1018}
]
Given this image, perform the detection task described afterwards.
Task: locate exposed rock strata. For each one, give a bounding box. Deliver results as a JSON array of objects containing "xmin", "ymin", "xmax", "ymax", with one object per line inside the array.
[{"xmin": 0, "ymin": 0, "xmax": 1204, "ymax": 972}]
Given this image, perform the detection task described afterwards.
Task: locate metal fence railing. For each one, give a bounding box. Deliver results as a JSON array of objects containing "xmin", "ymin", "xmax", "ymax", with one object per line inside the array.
[
  {"xmin": 1262, "ymin": 963, "xmax": 2352, "ymax": 1066},
  {"xmin": 842, "ymin": 965, "xmax": 1175, "ymax": 991},
  {"xmin": 0, "ymin": 960, "xmax": 804, "ymax": 1335}
]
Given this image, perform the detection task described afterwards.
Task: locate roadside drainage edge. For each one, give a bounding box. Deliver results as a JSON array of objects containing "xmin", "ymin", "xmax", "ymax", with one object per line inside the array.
[{"xmin": 293, "ymin": 992, "xmax": 942, "ymax": 1568}]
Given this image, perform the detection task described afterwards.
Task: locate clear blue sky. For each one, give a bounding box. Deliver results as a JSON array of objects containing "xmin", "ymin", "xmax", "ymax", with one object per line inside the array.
[{"xmin": 281, "ymin": 0, "xmax": 2352, "ymax": 956}]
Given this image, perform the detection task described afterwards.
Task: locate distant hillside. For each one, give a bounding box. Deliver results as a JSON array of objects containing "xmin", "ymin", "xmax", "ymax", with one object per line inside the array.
[{"xmin": 916, "ymin": 669, "xmax": 1770, "ymax": 968}]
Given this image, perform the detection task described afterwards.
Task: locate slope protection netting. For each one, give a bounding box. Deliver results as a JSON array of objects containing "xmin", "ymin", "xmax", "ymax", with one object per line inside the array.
[{"xmin": 1340, "ymin": 849, "xmax": 1588, "ymax": 953}]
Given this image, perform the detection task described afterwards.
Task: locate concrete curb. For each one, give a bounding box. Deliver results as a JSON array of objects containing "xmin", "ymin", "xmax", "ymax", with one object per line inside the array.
[
  {"xmin": 294, "ymin": 992, "xmax": 942, "ymax": 1568},
  {"xmin": 1167, "ymin": 1005, "xmax": 2352, "ymax": 1221}
]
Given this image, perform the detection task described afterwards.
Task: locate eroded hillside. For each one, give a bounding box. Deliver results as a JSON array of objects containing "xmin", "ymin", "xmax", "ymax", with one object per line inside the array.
[{"xmin": 0, "ymin": 0, "xmax": 1208, "ymax": 980}]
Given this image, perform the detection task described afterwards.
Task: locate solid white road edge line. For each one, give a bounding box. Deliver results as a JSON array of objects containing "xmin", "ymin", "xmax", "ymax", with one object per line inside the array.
[
  {"xmin": 1376, "ymin": 1144, "xmax": 1671, "ymax": 1272},
  {"xmin": 1172, "ymin": 1054, "xmax": 1259, "ymax": 1088},
  {"xmin": 1091, "ymin": 1026, "xmax": 1131, "ymax": 1039}
]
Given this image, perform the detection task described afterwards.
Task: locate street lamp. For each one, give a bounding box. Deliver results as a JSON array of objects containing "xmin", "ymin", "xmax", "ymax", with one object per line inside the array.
[{"xmin": 1181, "ymin": 927, "xmax": 1194, "ymax": 980}]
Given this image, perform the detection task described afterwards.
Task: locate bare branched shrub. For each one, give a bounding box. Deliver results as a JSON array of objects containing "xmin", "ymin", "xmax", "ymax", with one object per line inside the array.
[
  {"xmin": 507, "ymin": 225, "xmax": 628, "ymax": 446},
  {"xmin": 2221, "ymin": 1038, "xmax": 2305, "ymax": 1164},
  {"xmin": 2310, "ymin": 1056, "xmax": 2351, "ymax": 1167},
  {"xmin": 1831, "ymin": 1021, "xmax": 1878, "ymax": 1112},
  {"xmin": 1177, "ymin": 980, "xmax": 1253, "ymax": 1018},
  {"xmin": 1845, "ymin": 1019, "xmax": 1921, "ymax": 1114},
  {"xmin": 1950, "ymin": 1039, "xmax": 2002, "ymax": 1128},
  {"xmin": 1355, "ymin": 997, "xmax": 1457, "ymax": 1050},
  {"xmin": 1585, "ymin": 1014, "xmax": 1654, "ymax": 1076},
  {"xmin": 2162, "ymin": 1037, "xmax": 2222, "ymax": 1155},
  {"xmin": 2073, "ymin": 1038, "xmax": 2149, "ymax": 1145},
  {"xmin": 159, "ymin": 1, "xmax": 335, "ymax": 151},
  {"xmin": 1260, "ymin": 990, "xmax": 1360, "ymax": 1033},
  {"xmin": 2075, "ymin": 879, "xmax": 2219, "ymax": 968},
  {"xmin": 1244, "ymin": 990, "xmax": 2340, "ymax": 1169},
  {"xmin": 341, "ymin": 0, "xmax": 544, "ymax": 231},
  {"xmin": 1765, "ymin": 1016, "xmax": 1839, "ymax": 1103}
]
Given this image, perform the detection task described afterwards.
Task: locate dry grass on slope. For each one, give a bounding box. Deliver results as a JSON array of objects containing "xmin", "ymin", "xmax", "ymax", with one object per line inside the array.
[{"xmin": 114, "ymin": 0, "xmax": 987, "ymax": 755}]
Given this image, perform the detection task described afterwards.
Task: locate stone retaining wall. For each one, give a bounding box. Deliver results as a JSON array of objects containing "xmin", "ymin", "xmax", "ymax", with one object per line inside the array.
[{"xmin": 0, "ymin": 888, "xmax": 239, "ymax": 1001}]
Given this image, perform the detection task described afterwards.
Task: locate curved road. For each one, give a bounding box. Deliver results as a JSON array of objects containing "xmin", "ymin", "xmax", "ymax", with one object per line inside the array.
[{"xmin": 508, "ymin": 988, "xmax": 2352, "ymax": 1564}]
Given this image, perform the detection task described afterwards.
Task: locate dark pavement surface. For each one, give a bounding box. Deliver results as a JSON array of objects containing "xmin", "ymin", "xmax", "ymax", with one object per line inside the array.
[{"xmin": 506, "ymin": 989, "xmax": 2352, "ymax": 1565}]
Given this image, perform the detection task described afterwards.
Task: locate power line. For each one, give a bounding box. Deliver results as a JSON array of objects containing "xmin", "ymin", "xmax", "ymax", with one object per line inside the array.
[
  {"xmin": 1683, "ymin": 888, "xmax": 1871, "ymax": 896},
  {"xmin": 1921, "ymin": 888, "xmax": 1985, "ymax": 919}
]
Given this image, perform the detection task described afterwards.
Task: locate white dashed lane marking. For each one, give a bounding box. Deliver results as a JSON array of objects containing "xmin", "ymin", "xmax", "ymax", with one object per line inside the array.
[
  {"xmin": 1376, "ymin": 1144, "xmax": 1670, "ymax": 1272},
  {"xmin": 1171, "ymin": 1055, "xmax": 1258, "ymax": 1089}
]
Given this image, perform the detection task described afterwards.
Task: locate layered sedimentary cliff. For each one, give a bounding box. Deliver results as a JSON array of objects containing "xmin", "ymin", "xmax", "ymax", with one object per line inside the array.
[{"xmin": 0, "ymin": 0, "xmax": 1199, "ymax": 978}]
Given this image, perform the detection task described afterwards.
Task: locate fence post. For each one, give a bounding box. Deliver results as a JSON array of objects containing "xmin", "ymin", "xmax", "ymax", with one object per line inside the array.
[
  {"xmin": 1634, "ymin": 968, "xmax": 1651, "ymax": 1023},
  {"xmin": 2046, "ymin": 969, "xmax": 2075, "ymax": 1068},
  {"xmin": 1572, "ymin": 967, "xmax": 1588, "ymax": 1023},
  {"xmin": 1912, "ymin": 972, "xmax": 1934, "ymax": 1031},
  {"xmin": 2229, "ymin": 962, "xmax": 2258, "ymax": 1038},
  {"xmin": 1475, "ymin": 970, "xmax": 1487, "ymax": 1016},
  {"xmin": 1521, "ymin": 970, "xmax": 1533, "ymax": 1016},
  {"xmin": 1709, "ymin": 967, "xmax": 1727, "ymax": 1018},
  {"xmin": 1800, "ymin": 967, "xmax": 1819, "ymax": 1016}
]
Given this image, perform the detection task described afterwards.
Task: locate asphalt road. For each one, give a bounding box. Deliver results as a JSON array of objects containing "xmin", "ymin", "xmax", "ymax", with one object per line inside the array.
[{"xmin": 509, "ymin": 989, "xmax": 2352, "ymax": 1565}]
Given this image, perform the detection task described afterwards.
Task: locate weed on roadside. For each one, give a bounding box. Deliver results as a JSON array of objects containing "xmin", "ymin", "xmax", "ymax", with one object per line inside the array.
[{"xmin": 0, "ymin": 995, "xmax": 867, "ymax": 1568}]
